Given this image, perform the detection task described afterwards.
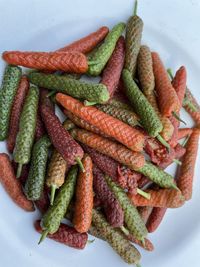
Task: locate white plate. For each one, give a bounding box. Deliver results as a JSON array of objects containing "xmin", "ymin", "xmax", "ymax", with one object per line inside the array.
[{"xmin": 0, "ymin": 0, "xmax": 200, "ymax": 266}]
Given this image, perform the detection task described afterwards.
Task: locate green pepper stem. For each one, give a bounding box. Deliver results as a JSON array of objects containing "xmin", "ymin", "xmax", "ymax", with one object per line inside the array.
[
  {"xmin": 157, "ymin": 134, "xmax": 170, "ymax": 151},
  {"xmin": 182, "ymin": 136, "xmax": 189, "ymax": 147},
  {"xmin": 50, "ymin": 184, "xmax": 57, "ymax": 205},
  {"xmin": 137, "ymin": 188, "xmax": 151, "ymax": 200},
  {"xmin": 133, "ymin": 0, "xmax": 138, "ymax": 16},
  {"xmin": 16, "ymin": 163, "xmax": 23, "ymax": 178},
  {"xmin": 171, "ymin": 184, "xmax": 180, "ymax": 191},
  {"xmin": 120, "ymin": 226, "xmax": 129, "ymax": 236},
  {"xmin": 172, "ymin": 111, "xmax": 186, "ymax": 125},
  {"xmin": 76, "ymin": 157, "xmax": 85, "ymax": 172},
  {"xmin": 47, "ymin": 90, "xmax": 56, "ymax": 98},
  {"xmin": 173, "ymin": 159, "xmax": 182, "ymax": 166},
  {"xmin": 84, "ymin": 100, "xmax": 98, "ymax": 106},
  {"xmin": 167, "ymin": 68, "xmax": 174, "ymax": 80},
  {"xmin": 38, "ymin": 229, "xmax": 49, "ymax": 244}
]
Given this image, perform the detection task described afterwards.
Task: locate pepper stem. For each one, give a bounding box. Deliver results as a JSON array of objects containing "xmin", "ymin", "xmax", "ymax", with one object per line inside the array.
[
  {"xmin": 157, "ymin": 134, "xmax": 170, "ymax": 151},
  {"xmin": 133, "ymin": 0, "xmax": 138, "ymax": 16},
  {"xmin": 47, "ymin": 90, "xmax": 56, "ymax": 98},
  {"xmin": 171, "ymin": 184, "xmax": 180, "ymax": 191},
  {"xmin": 38, "ymin": 229, "xmax": 49, "ymax": 244},
  {"xmin": 76, "ymin": 157, "xmax": 85, "ymax": 172},
  {"xmin": 16, "ymin": 163, "xmax": 23, "ymax": 178},
  {"xmin": 182, "ymin": 136, "xmax": 189, "ymax": 147},
  {"xmin": 137, "ymin": 188, "xmax": 151, "ymax": 200},
  {"xmin": 120, "ymin": 226, "xmax": 129, "ymax": 236},
  {"xmin": 172, "ymin": 111, "xmax": 186, "ymax": 125},
  {"xmin": 50, "ymin": 184, "xmax": 57, "ymax": 205},
  {"xmin": 84, "ymin": 100, "xmax": 98, "ymax": 106},
  {"xmin": 173, "ymin": 159, "xmax": 182, "ymax": 166},
  {"xmin": 167, "ymin": 68, "xmax": 174, "ymax": 80}
]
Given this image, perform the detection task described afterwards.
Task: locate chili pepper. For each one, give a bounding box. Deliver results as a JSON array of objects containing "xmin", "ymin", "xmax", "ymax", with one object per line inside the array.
[
  {"xmin": 93, "ymin": 166, "xmax": 124, "ymax": 227},
  {"xmin": 177, "ymin": 128, "xmax": 193, "ymax": 140},
  {"xmin": 105, "ymin": 175, "xmax": 148, "ymax": 241},
  {"xmin": 138, "ymin": 161, "xmax": 178, "ymax": 189},
  {"xmin": 96, "ymin": 103, "xmax": 139, "ymax": 127},
  {"xmin": 34, "ymin": 187, "xmax": 50, "ymax": 214},
  {"xmin": 89, "ymin": 224, "xmax": 105, "ymax": 240},
  {"xmin": 57, "ymin": 26, "xmax": 109, "ymax": 53},
  {"xmin": 40, "ymin": 104, "xmax": 84, "ymax": 168},
  {"xmin": 92, "ymin": 209, "xmax": 141, "ymax": 265},
  {"xmin": 125, "ymin": 1, "xmax": 143, "ymax": 76},
  {"xmin": 87, "ymin": 22, "xmax": 126, "ymax": 76},
  {"xmin": 64, "ymin": 110, "xmax": 107, "ymax": 137},
  {"xmin": 24, "ymin": 136, "xmax": 51, "ymax": 201},
  {"xmin": 137, "ymin": 206, "xmax": 153, "ymax": 224},
  {"xmin": 146, "ymin": 207, "xmax": 167, "ymax": 233},
  {"xmin": 0, "ymin": 65, "xmax": 22, "ymax": 141},
  {"xmin": 177, "ymin": 128, "xmax": 200, "ymax": 200},
  {"xmin": 0, "ymin": 153, "xmax": 34, "ymax": 212},
  {"xmin": 70, "ymin": 128, "xmax": 145, "ymax": 170},
  {"xmin": 100, "ymin": 36, "xmax": 125, "ymax": 97},
  {"xmin": 13, "ymin": 86, "xmax": 39, "ymax": 178},
  {"xmin": 57, "ymin": 94, "xmax": 145, "ymax": 152},
  {"xmin": 3, "ymin": 51, "xmax": 89, "ymax": 73},
  {"xmin": 152, "ymin": 52, "xmax": 180, "ymax": 116},
  {"xmin": 29, "ymin": 72, "xmax": 109, "ymax": 104},
  {"xmin": 128, "ymin": 188, "xmax": 184, "ymax": 208},
  {"xmin": 7, "ymin": 76, "xmax": 29, "ymax": 152},
  {"xmin": 183, "ymin": 88, "xmax": 200, "ymax": 126},
  {"xmin": 35, "ymin": 220, "xmax": 88, "ymax": 249},
  {"xmin": 172, "ymin": 66, "xmax": 187, "ymax": 107},
  {"xmin": 11, "ymin": 160, "xmax": 29, "ymax": 186},
  {"xmin": 73, "ymin": 155, "xmax": 93, "ymax": 233},
  {"xmin": 126, "ymin": 234, "xmax": 154, "ymax": 252},
  {"xmin": 46, "ymin": 149, "xmax": 68, "ymax": 205},
  {"xmin": 39, "ymin": 166, "xmax": 78, "ymax": 243}
]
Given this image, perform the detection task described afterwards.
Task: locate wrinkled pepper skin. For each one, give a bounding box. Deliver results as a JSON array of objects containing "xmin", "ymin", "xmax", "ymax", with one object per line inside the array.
[
  {"xmin": 35, "ymin": 220, "xmax": 88, "ymax": 249},
  {"xmin": 92, "ymin": 209, "xmax": 141, "ymax": 265},
  {"xmin": 0, "ymin": 153, "xmax": 34, "ymax": 212},
  {"xmin": 40, "ymin": 104, "xmax": 84, "ymax": 166},
  {"xmin": 122, "ymin": 69, "xmax": 163, "ymax": 137},
  {"xmin": 24, "ymin": 136, "xmax": 51, "ymax": 201},
  {"xmin": 105, "ymin": 176, "xmax": 148, "ymax": 242},
  {"xmin": 3, "ymin": 51, "xmax": 88, "ymax": 73},
  {"xmin": 7, "ymin": 76, "xmax": 29, "ymax": 152},
  {"xmin": 125, "ymin": 15, "xmax": 143, "ymax": 76},
  {"xmin": 29, "ymin": 72, "xmax": 109, "ymax": 104},
  {"xmin": 41, "ymin": 166, "xmax": 78, "ymax": 236},
  {"xmin": 13, "ymin": 86, "xmax": 39, "ymax": 167},
  {"xmin": 93, "ymin": 166, "xmax": 124, "ymax": 227},
  {"xmin": 0, "ymin": 65, "xmax": 22, "ymax": 140},
  {"xmin": 73, "ymin": 155, "xmax": 93, "ymax": 233},
  {"xmin": 88, "ymin": 23, "xmax": 126, "ymax": 76}
]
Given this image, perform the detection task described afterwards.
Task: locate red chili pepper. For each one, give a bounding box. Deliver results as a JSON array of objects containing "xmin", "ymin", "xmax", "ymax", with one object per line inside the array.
[{"xmin": 146, "ymin": 207, "xmax": 167, "ymax": 233}]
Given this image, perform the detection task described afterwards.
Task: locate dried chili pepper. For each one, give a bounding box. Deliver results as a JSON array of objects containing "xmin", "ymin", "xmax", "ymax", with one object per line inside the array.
[
  {"xmin": 0, "ymin": 65, "xmax": 22, "ymax": 141},
  {"xmin": 146, "ymin": 207, "xmax": 167, "ymax": 233},
  {"xmin": 137, "ymin": 206, "xmax": 153, "ymax": 224},
  {"xmin": 0, "ymin": 153, "xmax": 34, "ymax": 212}
]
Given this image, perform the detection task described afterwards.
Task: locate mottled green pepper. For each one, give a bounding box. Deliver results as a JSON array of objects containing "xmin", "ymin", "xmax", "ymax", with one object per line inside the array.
[
  {"xmin": 96, "ymin": 103, "xmax": 139, "ymax": 127},
  {"xmin": 138, "ymin": 161, "xmax": 178, "ymax": 189},
  {"xmin": 39, "ymin": 166, "xmax": 78, "ymax": 243},
  {"xmin": 122, "ymin": 69, "xmax": 163, "ymax": 137},
  {"xmin": 87, "ymin": 23, "xmax": 125, "ymax": 76},
  {"xmin": 92, "ymin": 209, "xmax": 141, "ymax": 265},
  {"xmin": 13, "ymin": 86, "xmax": 39, "ymax": 177},
  {"xmin": 105, "ymin": 175, "xmax": 147, "ymax": 242},
  {"xmin": 24, "ymin": 136, "xmax": 51, "ymax": 201},
  {"xmin": 28, "ymin": 72, "xmax": 109, "ymax": 104},
  {"xmin": 0, "ymin": 65, "xmax": 22, "ymax": 140}
]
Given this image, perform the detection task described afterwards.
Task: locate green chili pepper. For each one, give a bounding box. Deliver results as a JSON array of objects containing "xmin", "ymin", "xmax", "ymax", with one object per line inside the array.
[
  {"xmin": 39, "ymin": 166, "xmax": 78, "ymax": 244},
  {"xmin": 0, "ymin": 65, "xmax": 22, "ymax": 140},
  {"xmin": 104, "ymin": 175, "xmax": 147, "ymax": 242},
  {"xmin": 92, "ymin": 209, "xmax": 141, "ymax": 265},
  {"xmin": 28, "ymin": 72, "xmax": 109, "ymax": 104},
  {"xmin": 138, "ymin": 161, "xmax": 178, "ymax": 189},
  {"xmin": 24, "ymin": 136, "xmax": 51, "ymax": 201},
  {"xmin": 124, "ymin": 0, "xmax": 143, "ymax": 77},
  {"xmin": 13, "ymin": 86, "xmax": 39, "ymax": 178},
  {"xmin": 87, "ymin": 22, "xmax": 126, "ymax": 76}
]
